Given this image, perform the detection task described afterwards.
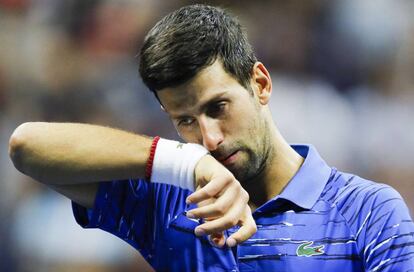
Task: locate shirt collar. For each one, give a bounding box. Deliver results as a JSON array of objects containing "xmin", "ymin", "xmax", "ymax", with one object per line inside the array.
[{"xmin": 254, "ymin": 144, "xmax": 332, "ymax": 214}]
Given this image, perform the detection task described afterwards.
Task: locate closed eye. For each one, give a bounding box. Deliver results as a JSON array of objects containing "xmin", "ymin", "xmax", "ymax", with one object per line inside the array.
[
  {"xmin": 206, "ymin": 101, "xmax": 227, "ymax": 118},
  {"xmin": 177, "ymin": 116, "xmax": 195, "ymax": 127}
]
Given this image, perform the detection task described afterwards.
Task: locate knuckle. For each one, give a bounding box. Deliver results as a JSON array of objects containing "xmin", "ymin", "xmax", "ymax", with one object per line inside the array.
[
  {"xmin": 231, "ymin": 219, "xmax": 239, "ymax": 227},
  {"xmin": 245, "ymin": 220, "xmax": 257, "ymax": 233},
  {"xmin": 205, "ymin": 190, "xmax": 216, "ymax": 198},
  {"xmin": 251, "ymin": 224, "xmax": 258, "ymax": 233},
  {"xmin": 211, "ymin": 187, "xmax": 222, "ymax": 196},
  {"xmin": 189, "ymin": 192, "xmax": 201, "ymax": 200},
  {"xmin": 230, "ymin": 180, "xmax": 240, "ymax": 189},
  {"xmin": 226, "ymin": 216, "xmax": 238, "ymax": 227},
  {"xmin": 235, "ymin": 234, "xmax": 247, "ymax": 243},
  {"xmin": 230, "ymin": 236, "xmax": 241, "ymax": 243},
  {"xmin": 213, "ymin": 207, "xmax": 225, "ymax": 216},
  {"xmin": 223, "ymin": 176, "xmax": 233, "ymax": 187},
  {"xmin": 215, "ymin": 201, "xmax": 227, "ymax": 212},
  {"xmin": 241, "ymin": 190, "xmax": 249, "ymax": 202},
  {"xmin": 225, "ymin": 171, "xmax": 235, "ymax": 181},
  {"xmin": 189, "ymin": 210, "xmax": 199, "ymax": 217},
  {"xmin": 224, "ymin": 221, "xmax": 234, "ymax": 229},
  {"xmin": 231, "ymin": 177, "xmax": 240, "ymax": 185}
]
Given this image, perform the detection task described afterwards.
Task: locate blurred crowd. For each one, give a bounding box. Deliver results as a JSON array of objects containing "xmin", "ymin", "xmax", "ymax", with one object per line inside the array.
[{"xmin": 1, "ymin": 0, "xmax": 413, "ymax": 271}]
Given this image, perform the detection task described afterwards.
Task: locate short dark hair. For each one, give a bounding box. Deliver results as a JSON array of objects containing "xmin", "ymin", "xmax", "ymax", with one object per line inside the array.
[{"xmin": 139, "ymin": 4, "xmax": 257, "ymax": 93}]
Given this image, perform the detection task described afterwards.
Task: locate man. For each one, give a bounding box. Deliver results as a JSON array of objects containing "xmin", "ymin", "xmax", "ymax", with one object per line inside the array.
[{"xmin": 8, "ymin": 4, "xmax": 414, "ymax": 272}]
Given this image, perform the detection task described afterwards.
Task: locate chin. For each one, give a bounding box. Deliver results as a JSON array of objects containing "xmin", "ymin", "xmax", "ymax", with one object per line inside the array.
[
  {"xmin": 225, "ymin": 153, "xmax": 259, "ymax": 181},
  {"xmin": 231, "ymin": 168, "xmax": 251, "ymax": 183}
]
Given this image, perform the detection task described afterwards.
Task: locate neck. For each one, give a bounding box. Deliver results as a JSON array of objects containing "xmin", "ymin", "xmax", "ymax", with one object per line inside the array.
[{"xmin": 244, "ymin": 126, "xmax": 304, "ymax": 211}]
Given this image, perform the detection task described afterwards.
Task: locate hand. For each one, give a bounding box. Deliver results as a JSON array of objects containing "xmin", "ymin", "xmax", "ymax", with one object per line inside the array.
[{"xmin": 186, "ymin": 155, "xmax": 257, "ymax": 247}]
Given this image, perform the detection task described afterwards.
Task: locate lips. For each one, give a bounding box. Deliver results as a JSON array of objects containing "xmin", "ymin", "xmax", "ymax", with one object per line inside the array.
[{"xmin": 217, "ymin": 150, "xmax": 239, "ymax": 165}]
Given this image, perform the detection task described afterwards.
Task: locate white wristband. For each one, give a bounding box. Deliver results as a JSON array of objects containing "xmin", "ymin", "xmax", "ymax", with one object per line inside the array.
[{"xmin": 151, "ymin": 138, "xmax": 209, "ymax": 191}]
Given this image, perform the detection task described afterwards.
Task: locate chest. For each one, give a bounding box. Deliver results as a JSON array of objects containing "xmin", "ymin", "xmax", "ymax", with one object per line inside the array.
[
  {"xmin": 150, "ymin": 206, "xmax": 364, "ymax": 271},
  {"xmin": 234, "ymin": 210, "xmax": 362, "ymax": 271}
]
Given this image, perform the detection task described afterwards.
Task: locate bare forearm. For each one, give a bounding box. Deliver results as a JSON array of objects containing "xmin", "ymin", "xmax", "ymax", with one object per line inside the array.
[{"xmin": 9, "ymin": 122, "xmax": 152, "ymax": 185}]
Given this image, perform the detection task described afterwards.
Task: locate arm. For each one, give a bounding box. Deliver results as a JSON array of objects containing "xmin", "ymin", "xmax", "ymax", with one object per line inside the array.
[
  {"xmin": 8, "ymin": 122, "xmax": 256, "ymax": 246},
  {"xmin": 8, "ymin": 122, "xmax": 152, "ymax": 208},
  {"xmin": 9, "ymin": 122, "xmax": 152, "ymax": 185}
]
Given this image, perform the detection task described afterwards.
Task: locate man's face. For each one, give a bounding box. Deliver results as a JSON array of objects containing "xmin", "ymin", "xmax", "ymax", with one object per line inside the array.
[{"xmin": 157, "ymin": 60, "xmax": 271, "ymax": 182}]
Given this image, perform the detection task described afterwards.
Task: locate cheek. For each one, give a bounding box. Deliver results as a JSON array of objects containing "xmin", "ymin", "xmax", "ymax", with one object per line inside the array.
[
  {"xmin": 231, "ymin": 104, "xmax": 262, "ymax": 134},
  {"xmin": 176, "ymin": 127, "xmax": 199, "ymax": 144},
  {"xmin": 237, "ymin": 111, "xmax": 267, "ymax": 153}
]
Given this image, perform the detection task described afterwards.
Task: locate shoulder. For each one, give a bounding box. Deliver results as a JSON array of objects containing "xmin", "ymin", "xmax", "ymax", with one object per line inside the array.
[
  {"xmin": 319, "ymin": 171, "xmax": 414, "ymax": 269},
  {"xmin": 322, "ymin": 170, "xmax": 405, "ymax": 213},
  {"xmin": 321, "ymin": 170, "xmax": 412, "ymax": 237}
]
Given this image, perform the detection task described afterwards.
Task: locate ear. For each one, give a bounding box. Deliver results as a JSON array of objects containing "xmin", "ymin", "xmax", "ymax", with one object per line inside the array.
[{"xmin": 251, "ymin": 62, "xmax": 272, "ymax": 105}]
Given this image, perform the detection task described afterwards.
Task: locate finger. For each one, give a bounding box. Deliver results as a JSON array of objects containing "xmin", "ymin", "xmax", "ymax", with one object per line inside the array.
[
  {"xmin": 209, "ymin": 232, "xmax": 226, "ymax": 248},
  {"xmin": 226, "ymin": 207, "xmax": 257, "ymax": 247},
  {"xmin": 186, "ymin": 183, "xmax": 239, "ymax": 219},
  {"xmin": 197, "ymin": 198, "xmax": 215, "ymax": 208},
  {"xmin": 187, "ymin": 198, "xmax": 218, "ymax": 220},
  {"xmin": 194, "ymin": 194, "xmax": 246, "ymax": 235},
  {"xmin": 186, "ymin": 175, "xmax": 233, "ymax": 204}
]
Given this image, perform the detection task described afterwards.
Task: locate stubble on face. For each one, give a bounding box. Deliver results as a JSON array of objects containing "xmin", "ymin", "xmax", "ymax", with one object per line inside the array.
[
  {"xmin": 221, "ymin": 112, "xmax": 272, "ymax": 184},
  {"xmin": 159, "ymin": 59, "xmax": 274, "ymax": 185}
]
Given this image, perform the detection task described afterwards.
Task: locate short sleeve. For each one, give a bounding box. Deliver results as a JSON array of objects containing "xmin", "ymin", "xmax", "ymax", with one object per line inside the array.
[
  {"xmin": 358, "ymin": 185, "xmax": 414, "ymax": 271},
  {"xmin": 72, "ymin": 179, "xmax": 153, "ymax": 256}
]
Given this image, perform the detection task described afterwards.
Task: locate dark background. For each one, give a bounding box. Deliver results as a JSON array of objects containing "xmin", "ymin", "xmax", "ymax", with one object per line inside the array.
[{"xmin": 1, "ymin": 0, "xmax": 413, "ymax": 271}]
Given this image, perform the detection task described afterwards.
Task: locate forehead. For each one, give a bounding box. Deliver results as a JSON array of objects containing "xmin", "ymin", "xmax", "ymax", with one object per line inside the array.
[{"xmin": 157, "ymin": 60, "xmax": 246, "ymax": 115}]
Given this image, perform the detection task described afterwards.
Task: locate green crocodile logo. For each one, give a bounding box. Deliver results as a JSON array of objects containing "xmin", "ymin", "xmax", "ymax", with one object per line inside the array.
[{"xmin": 296, "ymin": 241, "xmax": 324, "ymax": 257}]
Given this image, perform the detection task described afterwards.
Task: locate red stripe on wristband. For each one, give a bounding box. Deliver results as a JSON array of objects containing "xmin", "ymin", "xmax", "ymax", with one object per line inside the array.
[{"xmin": 145, "ymin": 136, "xmax": 160, "ymax": 181}]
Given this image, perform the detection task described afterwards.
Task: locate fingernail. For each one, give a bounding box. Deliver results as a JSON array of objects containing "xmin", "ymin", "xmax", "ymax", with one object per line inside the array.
[
  {"xmin": 186, "ymin": 212, "xmax": 195, "ymax": 219},
  {"xmin": 186, "ymin": 198, "xmax": 192, "ymax": 204},
  {"xmin": 226, "ymin": 238, "xmax": 237, "ymax": 247},
  {"xmin": 195, "ymin": 228, "xmax": 205, "ymax": 236}
]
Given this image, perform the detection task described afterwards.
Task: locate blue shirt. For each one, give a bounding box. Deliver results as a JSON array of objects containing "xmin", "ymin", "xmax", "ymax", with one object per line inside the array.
[{"xmin": 72, "ymin": 145, "xmax": 414, "ymax": 271}]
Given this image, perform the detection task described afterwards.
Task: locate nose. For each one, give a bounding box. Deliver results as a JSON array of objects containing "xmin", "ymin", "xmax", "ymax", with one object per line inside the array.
[{"xmin": 198, "ymin": 117, "xmax": 223, "ymax": 151}]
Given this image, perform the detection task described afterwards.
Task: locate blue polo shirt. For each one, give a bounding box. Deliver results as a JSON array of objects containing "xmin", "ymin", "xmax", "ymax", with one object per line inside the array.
[{"xmin": 72, "ymin": 145, "xmax": 414, "ymax": 271}]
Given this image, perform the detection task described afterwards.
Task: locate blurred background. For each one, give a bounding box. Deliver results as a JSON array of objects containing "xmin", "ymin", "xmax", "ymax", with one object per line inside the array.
[{"xmin": 1, "ymin": 0, "xmax": 413, "ymax": 271}]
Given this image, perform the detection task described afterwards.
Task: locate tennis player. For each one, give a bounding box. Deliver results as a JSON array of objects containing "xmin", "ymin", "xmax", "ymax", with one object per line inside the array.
[{"xmin": 9, "ymin": 4, "xmax": 414, "ymax": 272}]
